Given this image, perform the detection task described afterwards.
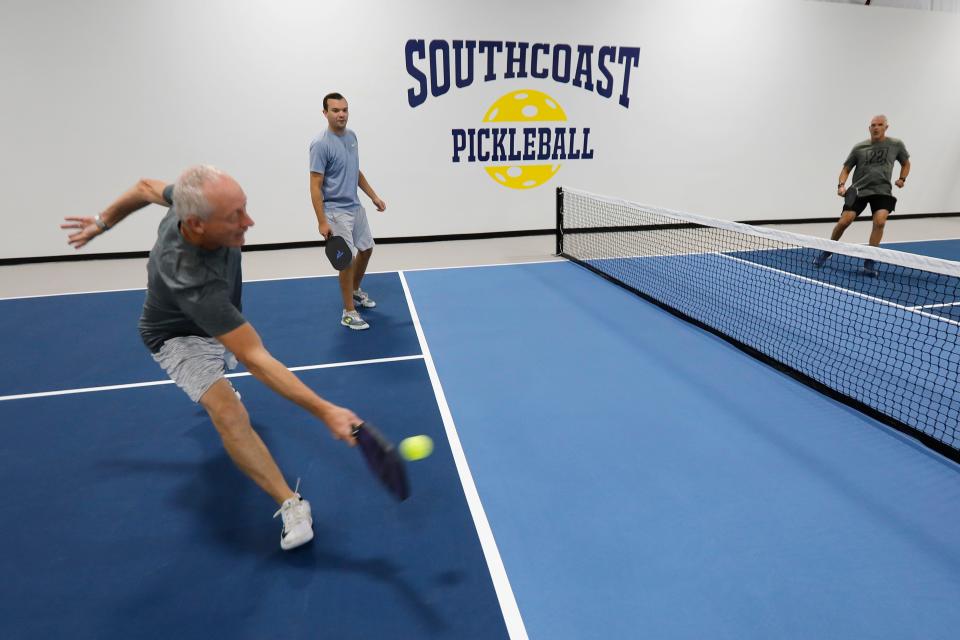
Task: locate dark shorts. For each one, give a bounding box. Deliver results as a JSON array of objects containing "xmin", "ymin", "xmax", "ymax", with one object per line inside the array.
[{"xmin": 844, "ymin": 194, "xmax": 897, "ymax": 217}]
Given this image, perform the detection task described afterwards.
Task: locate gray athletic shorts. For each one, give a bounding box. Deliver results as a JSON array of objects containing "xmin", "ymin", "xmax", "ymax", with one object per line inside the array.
[
  {"xmin": 151, "ymin": 336, "xmax": 238, "ymax": 403},
  {"xmin": 327, "ymin": 206, "xmax": 374, "ymax": 255}
]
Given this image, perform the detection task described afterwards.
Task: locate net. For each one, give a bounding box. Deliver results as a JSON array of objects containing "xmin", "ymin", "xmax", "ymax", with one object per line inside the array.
[{"xmin": 556, "ymin": 186, "xmax": 960, "ymax": 461}]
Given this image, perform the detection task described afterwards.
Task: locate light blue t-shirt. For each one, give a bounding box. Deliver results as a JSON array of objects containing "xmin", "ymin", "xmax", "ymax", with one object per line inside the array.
[{"xmin": 309, "ymin": 128, "xmax": 361, "ymax": 213}]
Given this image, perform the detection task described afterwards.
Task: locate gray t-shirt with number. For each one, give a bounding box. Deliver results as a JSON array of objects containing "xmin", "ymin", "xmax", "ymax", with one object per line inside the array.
[
  {"xmin": 844, "ymin": 137, "xmax": 909, "ymax": 197},
  {"xmin": 309, "ymin": 128, "xmax": 361, "ymax": 213},
  {"xmin": 138, "ymin": 185, "xmax": 245, "ymax": 353}
]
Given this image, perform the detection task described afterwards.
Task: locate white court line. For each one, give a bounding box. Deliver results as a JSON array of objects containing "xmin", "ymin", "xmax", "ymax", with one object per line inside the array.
[
  {"xmin": 249, "ymin": 259, "xmax": 563, "ymax": 279},
  {"xmin": 0, "ymin": 284, "xmax": 148, "ymax": 301},
  {"xmin": 718, "ymin": 253, "xmax": 960, "ymax": 328},
  {"xmin": 0, "ymin": 273, "xmax": 339, "ymax": 301},
  {"xmin": 398, "ymin": 271, "xmax": 529, "ymax": 640},
  {"xmin": 885, "ymin": 237, "xmax": 960, "ymax": 245},
  {"xmin": 0, "ymin": 355, "xmax": 423, "ymax": 402},
  {"xmin": 0, "ymin": 262, "xmax": 562, "ymax": 301},
  {"xmin": 585, "ymin": 247, "xmax": 960, "ymax": 325},
  {"xmin": 400, "ymin": 257, "xmax": 562, "ymax": 273},
  {"xmin": 909, "ymin": 300, "xmax": 960, "ymax": 311}
]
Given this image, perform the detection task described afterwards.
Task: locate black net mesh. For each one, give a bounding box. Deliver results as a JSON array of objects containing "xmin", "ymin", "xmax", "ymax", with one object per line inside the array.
[{"xmin": 557, "ymin": 187, "xmax": 960, "ymax": 460}]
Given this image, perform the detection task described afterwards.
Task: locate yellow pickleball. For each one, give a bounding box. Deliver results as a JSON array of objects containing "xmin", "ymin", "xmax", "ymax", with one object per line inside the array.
[{"xmin": 399, "ymin": 435, "xmax": 434, "ymax": 461}]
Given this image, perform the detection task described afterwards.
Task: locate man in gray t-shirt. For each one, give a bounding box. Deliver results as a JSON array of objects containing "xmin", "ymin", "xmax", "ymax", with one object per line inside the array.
[
  {"xmin": 138, "ymin": 183, "xmax": 245, "ymax": 353},
  {"xmin": 62, "ymin": 165, "xmax": 362, "ymax": 551},
  {"xmin": 309, "ymin": 92, "xmax": 387, "ymax": 331},
  {"xmin": 814, "ymin": 115, "xmax": 911, "ymax": 276}
]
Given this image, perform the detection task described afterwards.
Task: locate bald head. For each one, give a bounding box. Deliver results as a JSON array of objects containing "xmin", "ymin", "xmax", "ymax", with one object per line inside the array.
[{"xmin": 869, "ymin": 115, "xmax": 889, "ymax": 141}]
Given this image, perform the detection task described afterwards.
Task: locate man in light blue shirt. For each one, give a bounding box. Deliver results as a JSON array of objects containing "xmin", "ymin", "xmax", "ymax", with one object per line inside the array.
[{"xmin": 309, "ymin": 92, "xmax": 387, "ymax": 330}]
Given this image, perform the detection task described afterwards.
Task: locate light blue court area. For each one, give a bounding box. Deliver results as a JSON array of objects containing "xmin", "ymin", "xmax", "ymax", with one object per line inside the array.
[
  {"xmin": 4, "ymin": 240, "xmax": 960, "ymax": 639},
  {"xmin": 884, "ymin": 237, "xmax": 960, "ymax": 262},
  {"xmin": 404, "ymin": 259, "xmax": 960, "ymax": 640},
  {"xmin": 583, "ymin": 248, "xmax": 960, "ymax": 447}
]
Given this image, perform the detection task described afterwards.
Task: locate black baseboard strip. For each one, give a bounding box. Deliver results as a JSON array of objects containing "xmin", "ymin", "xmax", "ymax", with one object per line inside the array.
[
  {"xmin": 744, "ymin": 211, "xmax": 960, "ymax": 226},
  {"xmin": 0, "ymin": 228, "xmax": 556, "ymax": 266},
  {"xmin": 5, "ymin": 212, "xmax": 957, "ymax": 266}
]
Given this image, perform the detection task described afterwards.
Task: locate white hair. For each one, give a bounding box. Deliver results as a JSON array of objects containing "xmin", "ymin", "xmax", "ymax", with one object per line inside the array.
[{"xmin": 172, "ymin": 165, "xmax": 225, "ymax": 221}]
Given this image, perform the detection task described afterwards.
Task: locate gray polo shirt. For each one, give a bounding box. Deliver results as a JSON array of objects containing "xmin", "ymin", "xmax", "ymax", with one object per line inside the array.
[
  {"xmin": 309, "ymin": 128, "xmax": 361, "ymax": 213},
  {"xmin": 138, "ymin": 185, "xmax": 245, "ymax": 353},
  {"xmin": 844, "ymin": 137, "xmax": 910, "ymax": 197}
]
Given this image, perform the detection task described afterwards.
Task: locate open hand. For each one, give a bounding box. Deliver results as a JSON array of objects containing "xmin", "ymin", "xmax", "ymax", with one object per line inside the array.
[{"xmin": 61, "ymin": 216, "xmax": 102, "ymax": 249}]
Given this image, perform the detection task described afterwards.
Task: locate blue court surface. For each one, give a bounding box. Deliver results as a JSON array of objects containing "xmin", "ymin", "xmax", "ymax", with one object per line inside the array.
[
  {"xmin": 582, "ymin": 242, "xmax": 960, "ymax": 447},
  {"xmin": 2, "ymin": 241, "xmax": 960, "ymax": 639}
]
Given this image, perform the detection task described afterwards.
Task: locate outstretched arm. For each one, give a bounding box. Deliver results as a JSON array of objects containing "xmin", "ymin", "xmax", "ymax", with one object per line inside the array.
[
  {"xmin": 358, "ymin": 171, "xmax": 386, "ymax": 212},
  {"xmin": 217, "ymin": 322, "xmax": 359, "ymax": 445},
  {"xmin": 62, "ymin": 178, "xmax": 170, "ymax": 249}
]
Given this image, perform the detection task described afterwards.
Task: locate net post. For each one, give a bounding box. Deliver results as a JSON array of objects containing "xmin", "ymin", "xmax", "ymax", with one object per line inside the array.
[{"xmin": 555, "ymin": 186, "xmax": 564, "ymax": 256}]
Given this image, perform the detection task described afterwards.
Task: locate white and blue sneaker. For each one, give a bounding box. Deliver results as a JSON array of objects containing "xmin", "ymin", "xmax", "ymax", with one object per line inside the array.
[
  {"xmin": 274, "ymin": 494, "xmax": 313, "ymax": 551},
  {"xmin": 341, "ymin": 309, "xmax": 370, "ymax": 331},
  {"xmin": 352, "ymin": 288, "xmax": 376, "ymax": 309}
]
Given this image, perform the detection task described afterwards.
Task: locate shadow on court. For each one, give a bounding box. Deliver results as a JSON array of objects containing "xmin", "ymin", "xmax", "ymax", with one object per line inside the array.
[{"xmin": 0, "ymin": 279, "xmax": 508, "ymax": 640}]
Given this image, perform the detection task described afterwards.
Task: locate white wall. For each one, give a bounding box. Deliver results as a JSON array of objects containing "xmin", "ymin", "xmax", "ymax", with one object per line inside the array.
[{"xmin": 1, "ymin": 0, "xmax": 958, "ymax": 259}]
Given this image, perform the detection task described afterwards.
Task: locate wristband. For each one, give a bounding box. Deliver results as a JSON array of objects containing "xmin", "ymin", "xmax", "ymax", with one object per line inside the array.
[{"xmin": 94, "ymin": 214, "xmax": 111, "ymax": 231}]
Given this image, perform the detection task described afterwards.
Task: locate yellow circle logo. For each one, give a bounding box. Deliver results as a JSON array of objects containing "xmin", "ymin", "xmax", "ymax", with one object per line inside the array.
[{"xmin": 482, "ymin": 89, "xmax": 565, "ymax": 190}]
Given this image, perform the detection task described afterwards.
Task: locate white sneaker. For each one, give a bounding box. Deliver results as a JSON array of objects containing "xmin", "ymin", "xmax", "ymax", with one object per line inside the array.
[
  {"xmin": 273, "ymin": 494, "xmax": 313, "ymax": 551},
  {"xmin": 341, "ymin": 310, "xmax": 370, "ymax": 330},
  {"xmin": 352, "ymin": 288, "xmax": 376, "ymax": 309}
]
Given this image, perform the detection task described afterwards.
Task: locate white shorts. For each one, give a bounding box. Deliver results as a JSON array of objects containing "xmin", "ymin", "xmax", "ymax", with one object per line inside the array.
[
  {"xmin": 151, "ymin": 336, "xmax": 238, "ymax": 403},
  {"xmin": 327, "ymin": 206, "xmax": 375, "ymax": 256}
]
